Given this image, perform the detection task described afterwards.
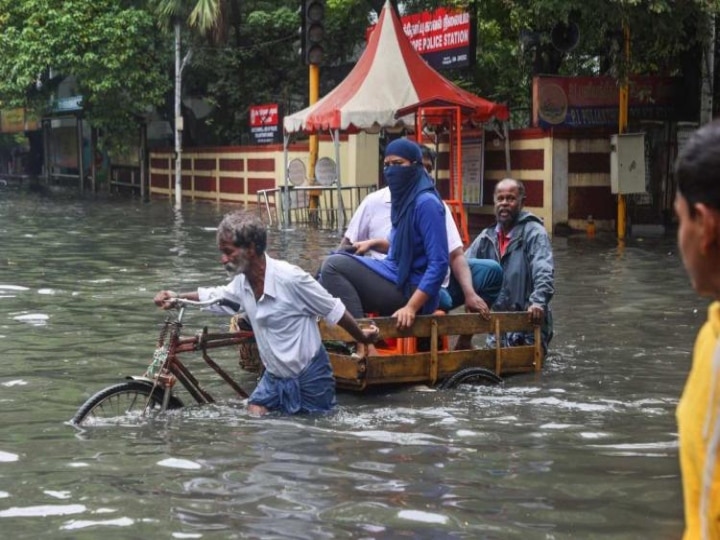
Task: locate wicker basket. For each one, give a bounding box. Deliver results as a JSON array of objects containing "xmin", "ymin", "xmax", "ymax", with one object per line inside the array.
[
  {"xmin": 238, "ymin": 338, "xmax": 264, "ymax": 373},
  {"xmin": 230, "ymin": 315, "xmax": 264, "ymax": 374}
]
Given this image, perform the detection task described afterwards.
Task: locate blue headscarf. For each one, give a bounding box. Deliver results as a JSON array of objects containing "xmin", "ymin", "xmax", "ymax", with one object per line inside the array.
[{"xmin": 383, "ymin": 138, "xmax": 441, "ymax": 292}]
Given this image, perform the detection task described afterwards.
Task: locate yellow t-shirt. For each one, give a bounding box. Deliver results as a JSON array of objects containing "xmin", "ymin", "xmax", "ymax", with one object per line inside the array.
[{"xmin": 677, "ymin": 301, "xmax": 720, "ymax": 539}]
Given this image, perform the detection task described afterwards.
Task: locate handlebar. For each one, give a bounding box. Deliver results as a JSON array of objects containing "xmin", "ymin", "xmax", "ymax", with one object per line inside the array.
[{"xmin": 170, "ymin": 297, "xmax": 242, "ymax": 313}]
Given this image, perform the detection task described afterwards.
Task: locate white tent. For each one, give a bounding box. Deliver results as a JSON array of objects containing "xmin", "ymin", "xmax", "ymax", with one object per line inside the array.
[{"xmin": 282, "ymin": 0, "xmax": 508, "ymax": 230}]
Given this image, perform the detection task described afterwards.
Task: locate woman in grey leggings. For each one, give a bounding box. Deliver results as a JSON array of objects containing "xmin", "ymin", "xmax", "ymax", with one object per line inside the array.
[
  {"xmin": 318, "ymin": 139, "xmax": 448, "ymax": 355},
  {"xmin": 319, "ymin": 253, "xmax": 409, "ymax": 319}
]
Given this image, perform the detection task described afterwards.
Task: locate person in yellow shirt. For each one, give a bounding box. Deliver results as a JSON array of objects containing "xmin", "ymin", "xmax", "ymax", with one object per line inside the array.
[{"xmin": 675, "ymin": 118, "xmax": 720, "ymax": 539}]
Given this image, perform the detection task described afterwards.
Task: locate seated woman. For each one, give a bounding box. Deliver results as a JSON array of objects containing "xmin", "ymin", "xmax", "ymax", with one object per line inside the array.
[{"xmin": 319, "ymin": 138, "xmax": 449, "ymax": 356}]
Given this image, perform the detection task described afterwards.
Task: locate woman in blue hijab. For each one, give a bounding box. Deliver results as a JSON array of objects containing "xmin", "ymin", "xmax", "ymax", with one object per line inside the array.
[{"xmin": 319, "ymin": 138, "xmax": 448, "ymax": 347}]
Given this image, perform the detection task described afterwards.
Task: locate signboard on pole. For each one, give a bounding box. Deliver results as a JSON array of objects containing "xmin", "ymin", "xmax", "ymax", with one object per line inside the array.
[
  {"xmin": 52, "ymin": 95, "xmax": 83, "ymax": 113},
  {"xmin": 532, "ymin": 76, "xmax": 682, "ymax": 128},
  {"xmin": 249, "ymin": 103, "xmax": 282, "ymax": 145}
]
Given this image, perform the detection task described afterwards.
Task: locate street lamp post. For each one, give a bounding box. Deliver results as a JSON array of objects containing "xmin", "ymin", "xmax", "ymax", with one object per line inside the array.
[
  {"xmin": 174, "ymin": 23, "xmax": 183, "ymax": 209},
  {"xmin": 173, "ymin": 23, "xmax": 191, "ymax": 209}
]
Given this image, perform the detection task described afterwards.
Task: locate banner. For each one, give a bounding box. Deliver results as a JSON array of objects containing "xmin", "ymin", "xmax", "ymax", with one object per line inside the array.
[
  {"xmin": 368, "ymin": 8, "xmax": 474, "ymax": 70},
  {"xmin": 532, "ymin": 76, "xmax": 682, "ymax": 128}
]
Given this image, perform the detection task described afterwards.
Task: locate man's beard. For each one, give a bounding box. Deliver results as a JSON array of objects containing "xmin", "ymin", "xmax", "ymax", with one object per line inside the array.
[
  {"xmin": 496, "ymin": 209, "xmax": 517, "ymax": 227},
  {"xmin": 224, "ymin": 260, "xmax": 246, "ymax": 277}
]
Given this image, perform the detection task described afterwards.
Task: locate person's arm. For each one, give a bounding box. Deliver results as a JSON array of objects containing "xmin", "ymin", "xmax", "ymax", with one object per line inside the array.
[
  {"xmin": 525, "ymin": 225, "xmax": 555, "ymax": 324},
  {"xmin": 155, "ymin": 282, "xmax": 243, "ymax": 315},
  {"xmin": 339, "ymin": 193, "xmax": 372, "ymax": 249},
  {"xmin": 289, "ymin": 270, "xmax": 379, "ymax": 343},
  {"xmin": 448, "ymin": 248, "xmax": 490, "ymax": 318},
  {"xmin": 393, "ymin": 288, "xmax": 430, "ymax": 329},
  {"xmin": 339, "ymin": 236, "xmax": 354, "ymax": 250},
  {"xmin": 464, "ymin": 229, "xmax": 493, "ymax": 260},
  {"xmin": 354, "ymin": 237, "xmax": 390, "ymax": 256},
  {"xmin": 415, "ymin": 197, "xmax": 449, "ymax": 298},
  {"xmin": 153, "ymin": 290, "xmax": 200, "ymax": 309},
  {"xmin": 336, "ymin": 310, "xmax": 380, "ymax": 344}
]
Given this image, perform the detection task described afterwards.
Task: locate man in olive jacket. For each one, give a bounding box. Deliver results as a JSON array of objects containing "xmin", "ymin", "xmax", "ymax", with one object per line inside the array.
[{"xmin": 465, "ymin": 178, "xmax": 555, "ymax": 353}]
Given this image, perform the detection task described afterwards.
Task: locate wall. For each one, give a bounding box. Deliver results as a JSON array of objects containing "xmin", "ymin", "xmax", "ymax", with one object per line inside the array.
[
  {"xmin": 564, "ymin": 134, "xmax": 615, "ymax": 231},
  {"xmin": 148, "ymin": 127, "xmax": 667, "ymax": 239},
  {"xmin": 479, "ymin": 128, "xmax": 619, "ymax": 236},
  {"xmin": 477, "ymin": 129, "xmax": 553, "ymax": 235},
  {"xmin": 149, "ymin": 133, "xmax": 380, "ymax": 227},
  {"xmin": 150, "ymin": 133, "xmax": 379, "ymax": 199}
]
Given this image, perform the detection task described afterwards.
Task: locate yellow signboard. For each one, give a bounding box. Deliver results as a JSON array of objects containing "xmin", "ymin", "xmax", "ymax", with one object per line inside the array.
[
  {"xmin": 0, "ymin": 108, "xmax": 41, "ymax": 133},
  {"xmin": 1, "ymin": 108, "xmax": 25, "ymax": 133}
]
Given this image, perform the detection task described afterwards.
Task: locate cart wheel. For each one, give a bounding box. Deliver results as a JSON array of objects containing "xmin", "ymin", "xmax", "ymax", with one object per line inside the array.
[{"xmin": 438, "ymin": 367, "xmax": 504, "ymax": 389}]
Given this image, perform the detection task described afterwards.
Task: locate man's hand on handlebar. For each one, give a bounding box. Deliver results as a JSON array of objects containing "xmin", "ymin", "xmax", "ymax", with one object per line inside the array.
[
  {"xmin": 154, "ymin": 291, "xmax": 229, "ymax": 311},
  {"xmin": 154, "ymin": 290, "xmax": 179, "ymax": 310}
]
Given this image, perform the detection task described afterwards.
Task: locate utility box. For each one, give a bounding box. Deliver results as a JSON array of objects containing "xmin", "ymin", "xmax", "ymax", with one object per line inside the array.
[{"xmin": 610, "ymin": 133, "xmax": 646, "ymax": 194}]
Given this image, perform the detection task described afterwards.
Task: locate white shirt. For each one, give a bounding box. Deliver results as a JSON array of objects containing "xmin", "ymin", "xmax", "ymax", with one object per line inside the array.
[
  {"xmin": 343, "ymin": 187, "xmax": 392, "ymax": 260},
  {"xmin": 198, "ymin": 255, "xmax": 346, "ymax": 378},
  {"xmin": 344, "ymin": 187, "xmax": 463, "ymax": 286}
]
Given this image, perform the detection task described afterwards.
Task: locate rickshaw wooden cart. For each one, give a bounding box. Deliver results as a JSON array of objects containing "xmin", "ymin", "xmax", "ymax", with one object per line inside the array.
[
  {"xmin": 318, "ymin": 311, "xmax": 543, "ymax": 391},
  {"xmin": 71, "ymin": 302, "xmax": 544, "ymax": 427}
]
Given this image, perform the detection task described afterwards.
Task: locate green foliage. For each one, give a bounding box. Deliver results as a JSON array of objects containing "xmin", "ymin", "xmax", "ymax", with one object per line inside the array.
[
  {"xmin": 398, "ymin": 0, "xmax": 720, "ymax": 123},
  {"xmin": 177, "ymin": 0, "xmax": 370, "ymax": 145},
  {"xmin": 2, "ymin": 0, "xmax": 719, "ymax": 152},
  {"xmin": 0, "ymin": 0, "xmax": 169, "ymax": 150}
]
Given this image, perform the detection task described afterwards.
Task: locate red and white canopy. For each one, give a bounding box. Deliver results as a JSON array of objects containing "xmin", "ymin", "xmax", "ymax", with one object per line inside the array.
[{"xmin": 283, "ymin": 0, "xmax": 509, "ymax": 134}]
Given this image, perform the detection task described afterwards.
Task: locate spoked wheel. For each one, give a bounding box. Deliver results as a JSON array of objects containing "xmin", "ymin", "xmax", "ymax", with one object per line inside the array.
[
  {"xmin": 437, "ymin": 367, "xmax": 504, "ymax": 390},
  {"xmin": 71, "ymin": 380, "xmax": 184, "ymax": 427}
]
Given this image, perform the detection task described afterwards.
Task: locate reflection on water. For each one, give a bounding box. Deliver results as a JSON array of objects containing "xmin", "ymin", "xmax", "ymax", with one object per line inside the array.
[{"xmin": 0, "ymin": 188, "xmax": 704, "ymax": 538}]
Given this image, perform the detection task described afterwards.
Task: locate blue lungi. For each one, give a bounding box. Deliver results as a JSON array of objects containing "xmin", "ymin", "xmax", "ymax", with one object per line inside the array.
[{"xmin": 248, "ymin": 346, "xmax": 336, "ymax": 414}]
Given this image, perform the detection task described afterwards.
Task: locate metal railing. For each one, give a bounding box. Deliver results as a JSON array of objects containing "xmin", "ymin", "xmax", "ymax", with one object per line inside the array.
[{"xmin": 257, "ymin": 184, "xmax": 375, "ymax": 229}]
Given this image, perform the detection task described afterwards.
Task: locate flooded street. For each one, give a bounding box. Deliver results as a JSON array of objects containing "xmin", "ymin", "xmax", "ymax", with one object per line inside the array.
[{"xmin": 0, "ymin": 186, "xmax": 703, "ymax": 538}]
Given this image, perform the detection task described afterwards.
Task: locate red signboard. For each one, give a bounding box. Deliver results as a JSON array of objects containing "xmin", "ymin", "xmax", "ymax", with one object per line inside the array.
[
  {"xmin": 249, "ymin": 104, "xmax": 279, "ymax": 128},
  {"xmin": 368, "ymin": 8, "xmax": 474, "ymax": 70},
  {"xmin": 249, "ymin": 103, "xmax": 281, "ymax": 144},
  {"xmin": 532, "ymin": 76, "xmax": 682, "ymax": 128}
]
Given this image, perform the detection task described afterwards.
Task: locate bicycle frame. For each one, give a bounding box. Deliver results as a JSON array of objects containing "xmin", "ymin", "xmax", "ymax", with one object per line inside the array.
[{"xmin": 137, "ymin": 298, "xmax": 254, "ymax": 408}]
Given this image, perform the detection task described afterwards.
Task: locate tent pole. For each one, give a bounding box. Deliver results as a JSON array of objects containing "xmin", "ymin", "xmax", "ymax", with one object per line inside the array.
[
  {"xmin": 333, "ymin": 129, "xmax": 345, "ymax": 232},
  {"xmin": 283, "ymin": 133, "xmax": 290, "ymax": 229},
  {"xmin": 480, "ymin": 124, "xmax": 486, "ymax": 206},
  {"xmin": 503, "ymin": 122, "xmax": 511, "ymax": 175}
]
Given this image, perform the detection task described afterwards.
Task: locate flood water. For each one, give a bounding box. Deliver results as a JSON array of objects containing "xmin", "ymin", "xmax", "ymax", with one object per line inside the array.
[{"xmin": 0, "ymin": 185, "xmax": 704, "ymax": 538}]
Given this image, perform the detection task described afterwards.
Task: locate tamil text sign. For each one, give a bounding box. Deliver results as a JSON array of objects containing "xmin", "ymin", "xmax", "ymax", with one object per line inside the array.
[{"xmin": 368, "ymin": 8, "xmax": 474, "ymax": 70}]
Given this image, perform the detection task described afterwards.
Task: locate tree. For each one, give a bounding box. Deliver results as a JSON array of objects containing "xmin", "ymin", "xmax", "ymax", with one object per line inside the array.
[
  {"xmin": 172, "ymin": 0, "xmax": 371, "ymax": 145},
  {"xmin": 396, "ymin": 0, "xmax": 720, "ymax": 124},
  {"xmin": 0, "ymin": 0, "xmax": 169, "ymax": 150}
]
